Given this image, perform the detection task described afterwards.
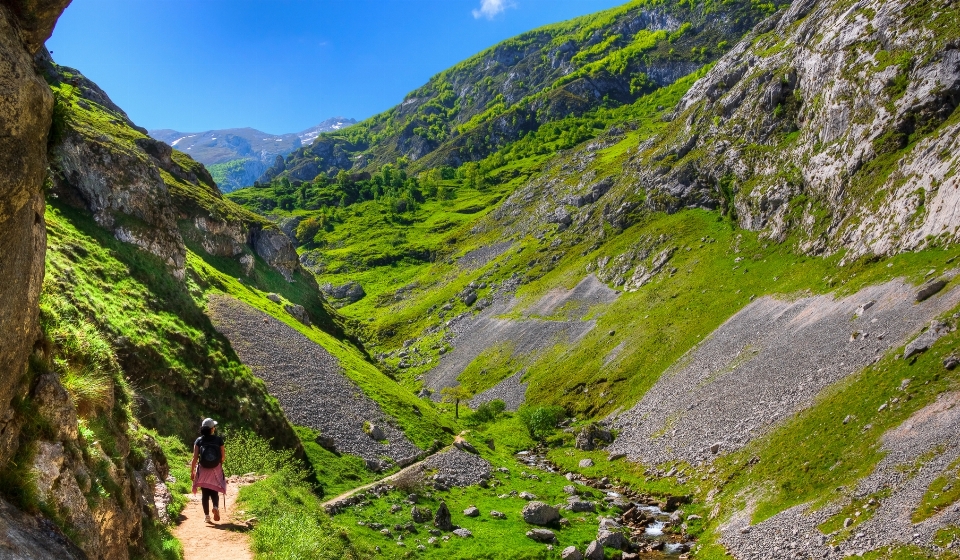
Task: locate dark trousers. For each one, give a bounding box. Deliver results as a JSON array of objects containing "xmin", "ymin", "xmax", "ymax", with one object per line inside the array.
[{"xmin": 201, "ymin": 487, "xmax": 219, "ymax": 515}]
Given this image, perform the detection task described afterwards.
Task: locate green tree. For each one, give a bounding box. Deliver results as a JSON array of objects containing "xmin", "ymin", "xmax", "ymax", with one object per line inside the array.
[{"xmin": 440, "ymin": 386, "xmax": 473, "ymax": 419}]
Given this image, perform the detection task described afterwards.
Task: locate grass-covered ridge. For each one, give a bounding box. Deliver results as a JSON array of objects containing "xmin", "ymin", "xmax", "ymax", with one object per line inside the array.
[{"xmin": 266, "ymin": 0, "xmax": 786, "ymax": 182}]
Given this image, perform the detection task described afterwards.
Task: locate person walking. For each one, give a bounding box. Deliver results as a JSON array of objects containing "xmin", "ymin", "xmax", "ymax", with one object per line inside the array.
[{"xmin": 191, "ymin": 418, "xmax": 227, "ymax": 524}]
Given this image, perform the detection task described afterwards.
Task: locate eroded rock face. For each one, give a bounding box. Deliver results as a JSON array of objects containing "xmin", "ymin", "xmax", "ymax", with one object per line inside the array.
[
  {"xmin": 28, "ymin": 374, "xmax": 170, "ymax": 560},
  {"xmin": 52, "ymin": 128, "xmax": 187, "ymax": 277},
  {"xmin": 0, "ymin": 0, "xmax": 69, "ymax": 464},
  {"xmin": 253, "ymin": 227, "xmax": 300, "ymax": 280}
]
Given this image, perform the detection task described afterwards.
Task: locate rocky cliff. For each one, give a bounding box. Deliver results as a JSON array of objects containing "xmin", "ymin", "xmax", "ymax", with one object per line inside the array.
[
  {"xmin": 41, "ymin": 54, "xmax": 315, "ymax": 284},
  {"xmin": 0, "ymin": 0, "xmax": 67, "ymax": 473}
]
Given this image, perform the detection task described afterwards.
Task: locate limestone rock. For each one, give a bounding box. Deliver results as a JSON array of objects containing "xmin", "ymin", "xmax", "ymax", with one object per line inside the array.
[
  {"xmin": 526, "ymin": 528, "xmax": 557, "ymax": 543},
  {"xmin": 575, "ymin": 423, "xmax": 613, "ymax": 451},
  {"xmin": 31, "ymin": 373, "xmax": 79, "ymax": 441},
  {"xmin": 597, "ymin": 529, "xmax": 630, "ymax": 550},
  {"xmin": 585, "ymin": 540, "xmax": 604, "ymax": 560},
  {"xmin": 916, "ymin": 279, "xmax": 947, "ymax": 302},
  {"xmin": 412, "ymin": 506, "xmax": 432, "ymax": 523},
  {"xmin": 904, "ymin": 321, "xmax": 950, "ymax": 359},
  {"xmin": 463, "ymin": 506, "xmax": 479, "ymax": 517},
  {"xmin": 579, "ymin": 458, "xmax": 595, "ymax": 468},
  {"xmin": 453, "ymin": 528, "xmax": 472, "ymax": 538},
  {"xmin": 521, "ymin": 501, "xmax": 560, "ymax": 526},
  {"xmin": 561, "ymin": 546, "xmax": 584, "ymax": 560},
  {"xmin": 253, "ymin": 227, "xmax": 300, "ymax": 281},
  {"xmin": 320, "ymin": 281, "xmax": 366, "ymax": 306},
  {"xmin": 284, "ymin": 303, "xmax": 311, "ymax": 326},
  {"xmin": 434, "ymin": 501, "xmax": 453, "ymax": 531}
]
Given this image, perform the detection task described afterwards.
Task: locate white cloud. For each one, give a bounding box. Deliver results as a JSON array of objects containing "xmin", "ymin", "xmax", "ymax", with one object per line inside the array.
[{"xmin": 472, "ymin": 0, "xmax": 514, "ymax": 20}]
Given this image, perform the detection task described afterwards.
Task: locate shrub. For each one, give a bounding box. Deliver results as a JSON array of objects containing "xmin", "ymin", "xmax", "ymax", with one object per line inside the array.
[
  {"xmin": 516, "ymin": 405, "xmax": 566, "ymax": 441},
  {"xmin": 465, "ymin": 399, "xmax": 506, "ymax": 425},
  {"xmin": 222, "ymin": 429, "xmax": 306, "ymax": 480}
]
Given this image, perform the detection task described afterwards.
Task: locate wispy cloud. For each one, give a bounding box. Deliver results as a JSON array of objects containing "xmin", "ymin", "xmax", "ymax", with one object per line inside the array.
[{"xmin": 472, "ymin": 0, "xmax": 514, "ymax": 20}]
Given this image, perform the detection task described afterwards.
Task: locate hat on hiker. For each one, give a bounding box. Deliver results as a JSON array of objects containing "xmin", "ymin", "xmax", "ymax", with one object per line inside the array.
[{"xmin": 201, "ymin": 418, "xmax": 218, "ymax": 429}]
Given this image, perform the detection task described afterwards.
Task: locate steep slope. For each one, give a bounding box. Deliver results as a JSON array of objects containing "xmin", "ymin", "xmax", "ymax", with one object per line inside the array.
[
  {"xmin": 263, "ymin": 0, "xmax": 786, "ymax": 182},
  {"xmin": 0, "ymin": 38, "xmax": 449, "ymax": 560},
  {"xmin": 149, "ymin": 117, "xmax": 356, "ymax": 193},
  {"xmin": 228, "ymin": 0, "xmax": 960, "ymax": 558}
]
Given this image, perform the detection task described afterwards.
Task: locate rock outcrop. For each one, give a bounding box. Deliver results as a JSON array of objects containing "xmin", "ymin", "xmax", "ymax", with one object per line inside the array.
[
  {"xmin": 41, "ymin": 54, "xmax": 313, "ymax": 283},
  {"xmin": 0, "ymin": 0, "xmax": 69, "ymax": 463}
]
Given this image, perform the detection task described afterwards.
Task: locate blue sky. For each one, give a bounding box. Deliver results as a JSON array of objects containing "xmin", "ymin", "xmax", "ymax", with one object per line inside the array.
[{"xmin": 46, "ymin": 0, "xmax": 626, "ymax": 134}]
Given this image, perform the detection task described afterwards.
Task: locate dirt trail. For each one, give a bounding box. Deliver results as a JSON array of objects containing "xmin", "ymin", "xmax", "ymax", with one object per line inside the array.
[
  {"xmin": 322, "ymin": 456, "xmax": 431, "ymax": 508},
  {"xmin": 173, "ymin": 476, "xmax": 254, "ymax": 560}
]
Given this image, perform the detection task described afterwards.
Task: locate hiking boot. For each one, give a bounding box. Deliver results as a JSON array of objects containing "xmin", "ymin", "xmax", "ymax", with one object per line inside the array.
[
  {"xmin": 213, "ymin": 507, "xmax": 220, "ymax": 522},
  {"xmin": 204, "ymin": 514, "xmax": 212, "ymax": 524}
]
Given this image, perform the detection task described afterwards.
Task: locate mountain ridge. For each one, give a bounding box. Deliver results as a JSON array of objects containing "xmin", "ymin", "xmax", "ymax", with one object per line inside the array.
[{"xmin": 149, "ymin": 117, "xmax": 356, "ymax": 192}]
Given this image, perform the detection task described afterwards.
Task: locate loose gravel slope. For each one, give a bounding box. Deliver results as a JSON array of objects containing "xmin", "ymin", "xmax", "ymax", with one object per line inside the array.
[
  {"xmin": 426, "ymin": 275, "xmax": 619, "ymax": 399},
  {"xmin": 207, "ymin": 294, "xmax": 421, "ymax": 466},
  {"xmin": 609, "ymin": 278, "xmax": 960, "ymax": 466}
]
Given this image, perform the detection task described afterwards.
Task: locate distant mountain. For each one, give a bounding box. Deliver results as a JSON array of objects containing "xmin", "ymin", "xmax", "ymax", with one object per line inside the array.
[{"xmin": 149, "ymin": 117, "xmax": 355, "ymax": 192}]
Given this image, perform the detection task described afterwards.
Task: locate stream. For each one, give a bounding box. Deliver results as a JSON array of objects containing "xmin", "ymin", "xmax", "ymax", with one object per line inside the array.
[{"xmin": 514, "ymin": 449, "xmax": 696, "ymax": 557}]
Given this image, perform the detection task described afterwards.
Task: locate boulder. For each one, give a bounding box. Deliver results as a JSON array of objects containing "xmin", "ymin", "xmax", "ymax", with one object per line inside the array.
[
  {"xmin": 579, "ymin": 458, "xmax": 595, "ymax": 468},
  {"xmin": 434, "ymin": 501, "xmax": 454, "ymax": 531},
  {"xmin": 490, "ymin": 510, "xmax": 506, "ymax": 519},
  {"xmin": 320, "ymin": 281, "xmax": 366, "ymax": 306},
  {"xmin": 944, "ymin": 355, "xmax": 959, "ymax": 370},
  {"xmin": 575, "ymin": 424, "xmax": 613, "ymax": 451},
  {"xmin": 522, "ymin": 501, "xmax": 560, "ymax": 526},
  {"xmin": 253, "ymin": 227, "xmax": 299, "ymax": 281},
  {"xmin": 566, "ymin": 498, "xmax": 596, "ymax": 513},
  {"xmin": 563, "ymin": 485, "xmax": 578, "ymax": 495},
  {"xmin": 710, "ymin": 442, "xmax": 721, "ymax": 454},
  {"xmin": 519, "ymin": 491, "xmax": 537, "ymax": 500},
  {"xmin": 561, "ymin": 546, "xmax": 583, "ymax": 560},
  {"xmin": 597, "ymin": 529, "xmax": 630, "ymax": 551},
  {"xmin": 412, "ymin": 506, "xmax": 432, "ymax": 523},
  {"xmin": 585, "ymin": 540, "xmax": 604, "ymax": 560},
  {"xmin": 365, "ymin": 423, "xmax": 385, "ymax": 441},
  {"xmin": 452, "ymin": 528, "xmax": 472, "ymax": 538},
  {"xmin": 266, "ymin": 293, "xmax": 281, "ymax": 303},
  {"xmin": 284, "ymin": 303, "xmax": 311, "ymax": 326},
  {"xmin": 526, "ymin": 528, "xmax": 557, "ymax": 543},
  {"xmin": 904, "ymin": 321, "xmax": 950, "ymax": 359},
  {"xmin": 463, "ymin": 506, "xmax": 479, "ymax": 517},
  {"xmin": 454, "ymin": 440, "xmax": 479, "ymax": 454},
  {"xmin": 916, "ymin": 279, "xmax": 947, "ymax": 302},
  {"xmin": 461, "ymin": 290, "xmax": 478, "ymax": 306}
]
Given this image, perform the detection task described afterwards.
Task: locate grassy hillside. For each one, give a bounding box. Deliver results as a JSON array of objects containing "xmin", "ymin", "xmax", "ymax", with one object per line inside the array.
[{"xmin": 263, "ymin": 0, "xmax": 786, "ymax": 182}]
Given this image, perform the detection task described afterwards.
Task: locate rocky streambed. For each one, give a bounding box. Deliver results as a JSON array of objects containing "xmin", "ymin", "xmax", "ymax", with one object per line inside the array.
[{"xmin": 515, "ymin": 448, "xmax": 698, "ymax": 558}]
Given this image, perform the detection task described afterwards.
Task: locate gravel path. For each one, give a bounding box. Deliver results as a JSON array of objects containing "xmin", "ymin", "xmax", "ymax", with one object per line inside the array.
[
  {"xmin": 206, "ymin": 294, "xmax": 421, "ymax": 466},
  {"xmin": 609, "ymin": 277, "xmax": 960, "ymax": 466},
  {"xmin": 720, "ymin": 391, "xmax": 960, "ymax": 558},
  {"xmin": 468, "ymin": 370, "xmax": 528, "ymax": 411},
  {"xmin": 426, "ymin": 275, "xmax": 618, "ymax": 398}
]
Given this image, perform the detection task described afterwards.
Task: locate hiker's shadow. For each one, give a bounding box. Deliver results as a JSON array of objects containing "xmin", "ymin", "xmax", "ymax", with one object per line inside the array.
[{"xmin": 209, "ymin": 522, "xmax": 250, "ymax": 532}]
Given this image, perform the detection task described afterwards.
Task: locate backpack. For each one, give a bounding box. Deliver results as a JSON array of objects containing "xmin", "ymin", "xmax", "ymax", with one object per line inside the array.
[{"xmin": 198, "ymin": 438, "xmax": 221, "ymax": 469}]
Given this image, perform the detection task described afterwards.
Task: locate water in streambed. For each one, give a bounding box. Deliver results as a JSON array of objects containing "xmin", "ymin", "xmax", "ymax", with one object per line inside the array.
[{"xmin": 516, "ymin": 449, "xmax": 696, "ymax": 557}]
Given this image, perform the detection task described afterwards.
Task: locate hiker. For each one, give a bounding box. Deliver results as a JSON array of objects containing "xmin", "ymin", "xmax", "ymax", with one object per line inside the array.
[{"xmin": 191, "ymin": 417, "xmax": 227, "ymax": 524}]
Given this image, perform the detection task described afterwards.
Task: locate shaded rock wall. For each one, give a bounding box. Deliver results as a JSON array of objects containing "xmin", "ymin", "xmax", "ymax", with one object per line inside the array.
[{"xmin": 0, "ymin": 0, "xmax": 68, "ymax": 460}]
